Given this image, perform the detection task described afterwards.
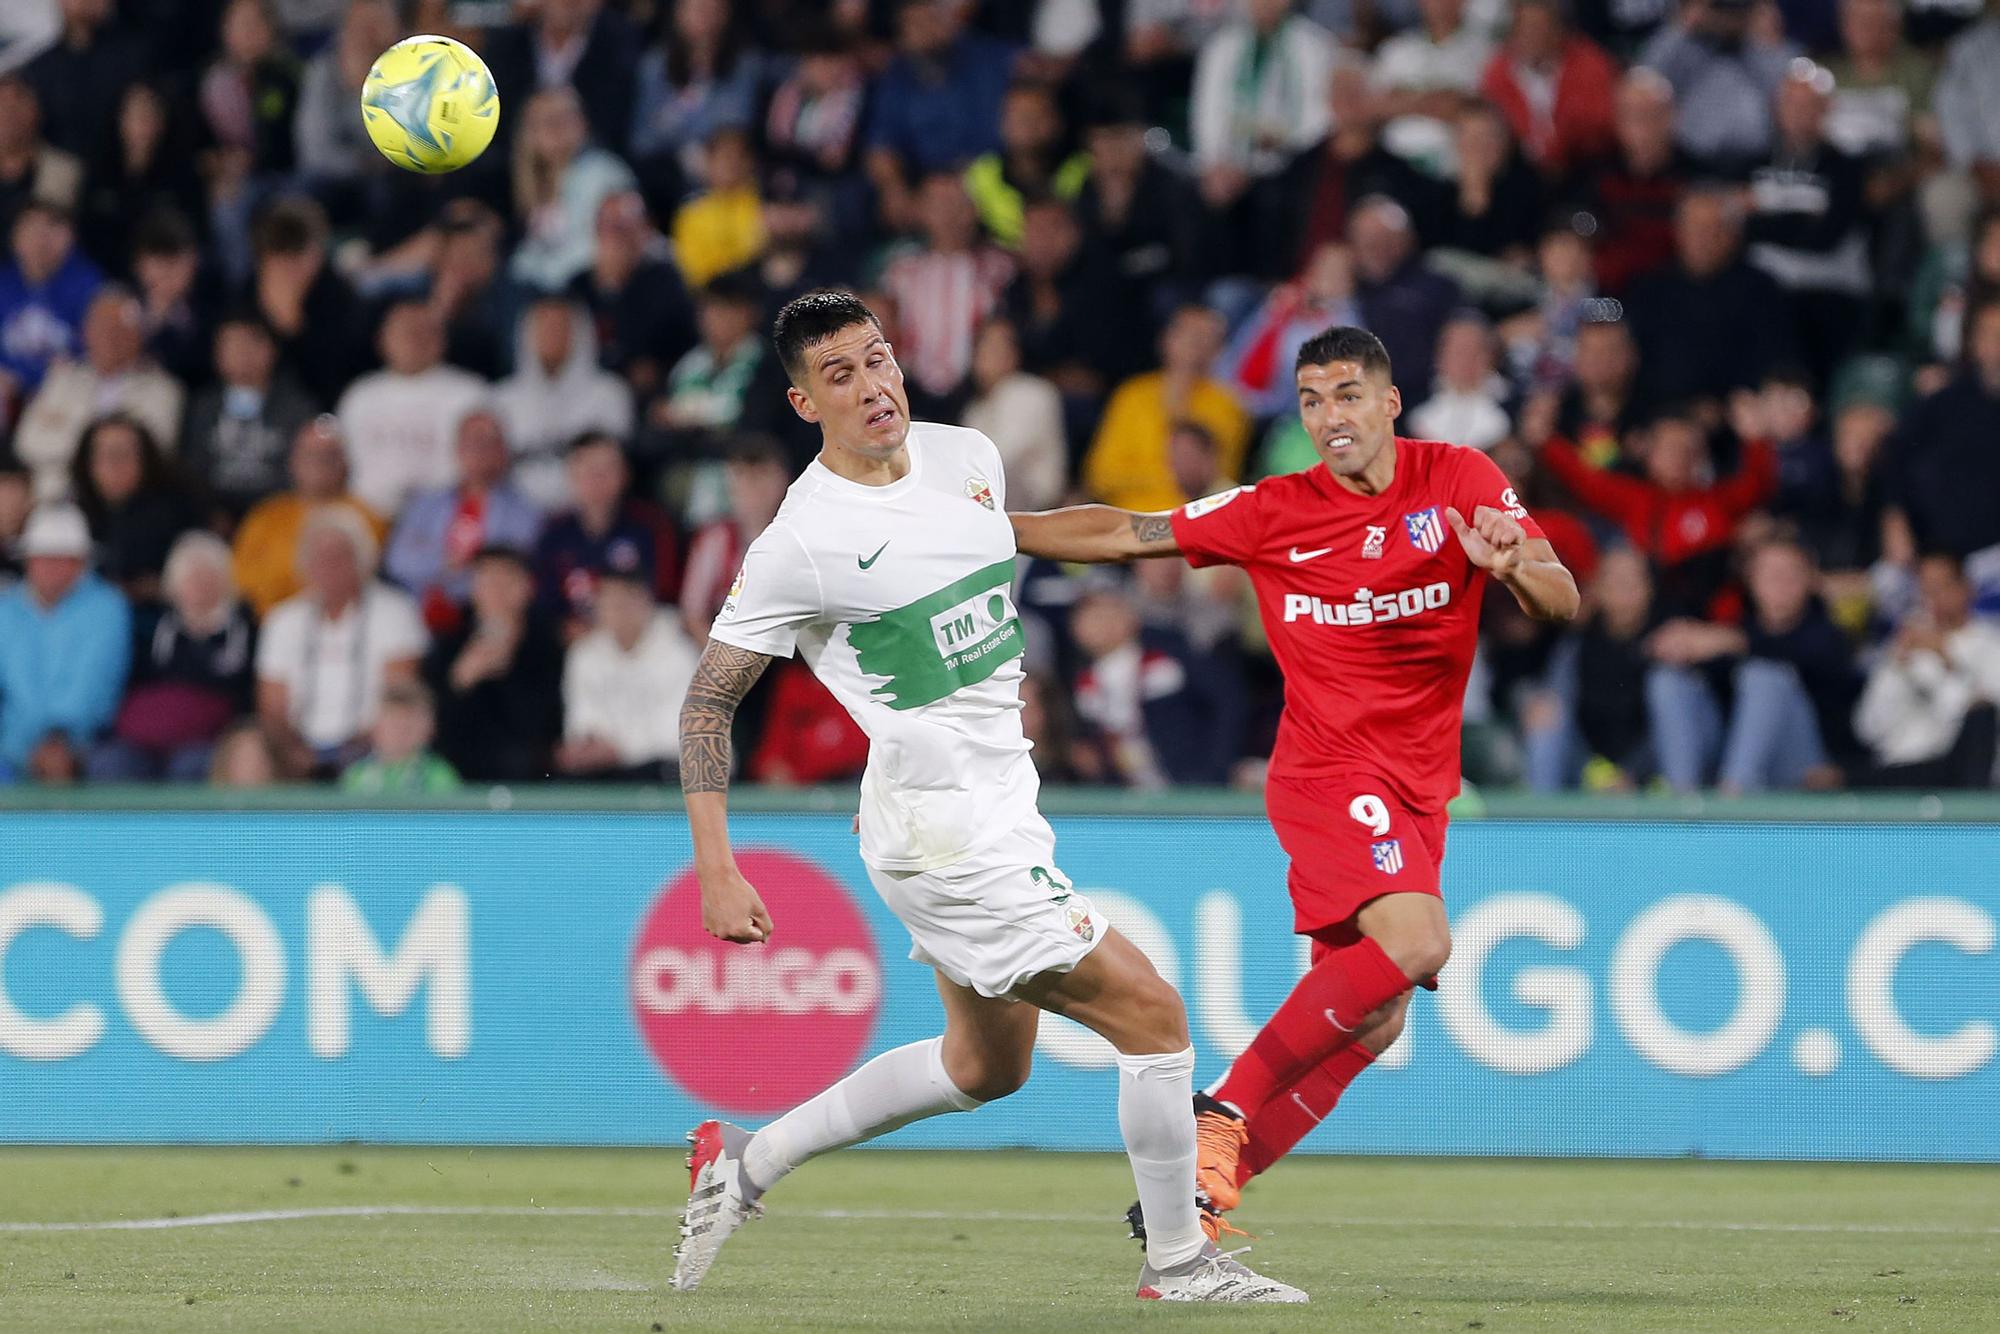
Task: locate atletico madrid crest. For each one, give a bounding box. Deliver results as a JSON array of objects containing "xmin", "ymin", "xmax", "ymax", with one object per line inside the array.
[
  {"xmin": 1404, "ymin": 507, "xmax": 1445, "ymax": 554},
  {"xmin": 965, "ymin": 476, "xmax": 994, "ymax": 509},
  {"xmin": 1371, "ymin": 839, "xmax": 1404, "ymax": 875}
]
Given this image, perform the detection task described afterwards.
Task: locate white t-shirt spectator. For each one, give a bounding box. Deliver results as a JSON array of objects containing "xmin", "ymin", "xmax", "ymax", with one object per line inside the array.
[
  {"xmin": 15, "ymin": 362, "xmax": 185, "ymax": 500},
  {"xmin": 1408, "ymin": 377, "xmax": 1512, "ymax": 452},
  {"xmin": 1854, "ymin": 619, "xmax": 2000, "ymax": 766},
  {"xmin": 563, "ymin": 609, "xmax": 701, "ymax": 765},
  {"xmin": 960, "ymin": 371, "xmax": 1067, "ymax": 511},
  {"xmin": 492, "ymin": 312, "xmax": 634, "ymax": 511},
  {"xmin": 256, "ymin": 582, "xmax": 428, "ymax": 749},
  {"xmin": 335, "ymin": 365, "xmax": 489, "ymax": 518},
  {"xmin": 1190, "ymin": 16, "xmax": 1339, "ymax": 175}
]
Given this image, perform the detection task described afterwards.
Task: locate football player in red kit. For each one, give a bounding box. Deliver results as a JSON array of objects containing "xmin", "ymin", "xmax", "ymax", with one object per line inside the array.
[{"xmin": 1010, "ymin": 326, "xmax": 1579, "ymax": 1236}]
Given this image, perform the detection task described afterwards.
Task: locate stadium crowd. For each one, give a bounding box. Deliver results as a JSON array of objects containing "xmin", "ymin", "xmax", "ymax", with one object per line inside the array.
[{"xmin": 0, "ymin": 0, "xmax": 1998, "ymax": 794}]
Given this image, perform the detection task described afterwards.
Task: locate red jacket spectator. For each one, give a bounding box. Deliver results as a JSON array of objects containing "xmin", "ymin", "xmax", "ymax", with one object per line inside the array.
[
  {"xmin": 749, "ymin": 661, "xmax": 869, "ymax": 785},
  {"xmin": 1481, "ymin": 19, "xmax": 1619, "ymax": 178}
]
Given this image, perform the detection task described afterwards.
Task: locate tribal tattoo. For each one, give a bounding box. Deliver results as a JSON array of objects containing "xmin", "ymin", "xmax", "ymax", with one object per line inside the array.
[
  {"xmin": 1129, "ymin": 512, "xmax": 1175, "ymax": 545},
  {"xmin": 678, "ymin": 640, "xmax": 773, "ymax": 796}
]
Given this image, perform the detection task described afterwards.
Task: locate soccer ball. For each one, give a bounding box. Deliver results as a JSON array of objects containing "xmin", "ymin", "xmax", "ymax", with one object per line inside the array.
[{"xmin": 360, "ymin": 35, "xmax": 500, "ymax": 174}]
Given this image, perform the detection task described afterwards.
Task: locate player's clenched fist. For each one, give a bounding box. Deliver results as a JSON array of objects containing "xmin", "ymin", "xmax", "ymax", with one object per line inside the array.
[
  {"xmin": 1445, "ymin": 504, "xmax": 1527, "ymax": 576},
  {"xmin": 699, "ymin": 864, "xmax": 775, "ymax": 943}
]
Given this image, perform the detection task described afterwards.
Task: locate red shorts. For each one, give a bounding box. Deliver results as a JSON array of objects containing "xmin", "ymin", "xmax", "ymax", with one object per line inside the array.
[{"xmin": 1264, "ymin": 773, "xmax": 1448, "ymax": 942}]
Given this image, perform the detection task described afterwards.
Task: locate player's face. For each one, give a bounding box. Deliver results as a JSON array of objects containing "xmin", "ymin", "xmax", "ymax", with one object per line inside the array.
[
  {"xmin": 1297, "ymin": 360, "xmax": 1400, "ymax": 482},
  {"xmin": 789, "ymin": 322, "xmax": 911, "ymax": 459}
]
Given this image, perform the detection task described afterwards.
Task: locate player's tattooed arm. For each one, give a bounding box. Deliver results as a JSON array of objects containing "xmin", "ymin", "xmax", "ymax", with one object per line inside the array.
[
  {"xmin": 1007, "ymin": 505, "xmax": 1182, "ymax": 562},
  {"xmin": 678, "ymin": 640, "xmax": 774, "ymax": 796}
]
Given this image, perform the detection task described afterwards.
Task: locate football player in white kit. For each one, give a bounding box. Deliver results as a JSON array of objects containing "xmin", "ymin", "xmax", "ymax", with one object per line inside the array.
[{"xmin": 669, "ymin": 291, "xmax": 1306, "ymax": 1304}]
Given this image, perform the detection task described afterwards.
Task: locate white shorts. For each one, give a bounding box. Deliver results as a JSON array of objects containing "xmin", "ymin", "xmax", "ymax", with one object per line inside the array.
[{"xmin": 864, "ymin": 811, "xmax": 1102, "ymax": 1000}]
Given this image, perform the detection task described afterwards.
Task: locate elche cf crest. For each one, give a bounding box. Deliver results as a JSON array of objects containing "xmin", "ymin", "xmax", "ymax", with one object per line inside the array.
[
  {"xmin": 1404, "ymin": 506, "xmax": 1445, "ymax": 554},
  {"xmin": 965, "ymin": 476, "xmax": 994, "ymax": 510}
]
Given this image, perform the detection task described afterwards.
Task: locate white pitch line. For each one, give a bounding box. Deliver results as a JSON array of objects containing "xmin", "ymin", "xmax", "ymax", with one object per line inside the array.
[{"xmin": 3, "ymin": 1205, "xmax": 1999, "ymax": 1238}]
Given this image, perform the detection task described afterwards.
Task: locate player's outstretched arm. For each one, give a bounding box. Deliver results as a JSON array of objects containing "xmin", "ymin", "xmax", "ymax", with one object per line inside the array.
[
  {"xmin": 680, "ymin": 638, "xmax": 778, "ymax": 944},
  {"xmin": 1008, "ymin": 505, "xmax": 1182, "ymax": 563}
]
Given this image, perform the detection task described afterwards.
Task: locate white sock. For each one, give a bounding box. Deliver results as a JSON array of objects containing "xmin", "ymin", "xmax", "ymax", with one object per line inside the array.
[
  {"xmin": 740, "ymin": 1037, "xmax": 981, "ymax": 1198},
  {"xmin": 1117, "ymin": 1045, "xmax": 1206, "ymax": 1271}
]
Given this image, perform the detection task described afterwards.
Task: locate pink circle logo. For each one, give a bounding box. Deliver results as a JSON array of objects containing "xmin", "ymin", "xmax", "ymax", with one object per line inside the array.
[{"xmin": 630, "ymin": 849, "xmax": 882, "ymax": 1114}]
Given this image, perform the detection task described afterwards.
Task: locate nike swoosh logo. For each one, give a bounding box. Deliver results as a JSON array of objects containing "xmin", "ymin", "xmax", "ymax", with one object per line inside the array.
[
  {"xmin": 858, "ymin": 541, "xmax": 890, "ymax": 570},
  {"xmin": 1323, "ymin": 1008, "xmax": 1356, "ymax": 1033},
  {"xmin": 1289, "ymin": 547, "xmax": 1333, "ymax": 563}
]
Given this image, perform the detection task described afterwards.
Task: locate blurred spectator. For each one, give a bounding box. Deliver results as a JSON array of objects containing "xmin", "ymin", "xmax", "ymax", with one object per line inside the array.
[
  {"xmin": 0, "ymin": 73, "xmax": 81, "ymax": 227},
  {"xmin": 1524, "ymin": 546, "xmax": 1659, "ymax": 791},
  {"xmin": 1018, "ymin": 666, "xmax": 1080, "ymax": 782},
  {"xmin": 247, "ymin": 195, "xmax": 363, "ymax": 407},
  {"xmin": 68, "ymin": 413, "xmax": 196, "ymax": 600},
  {"xmin": 1745, "ymin": 61, "xmax": 1871, "ymax": 383},
  {"xmin": 88, "ymin": 530, "xmax": 254, "ymax": 782},
  {"xmin": 1409, "ymin": 312, "xmax": 1513, "ymax": 449},
  {"xmin": 207, "ymin": 718, "xmax": 281, "ymax": 787},
  {"xmin": 1373, "ymin": 0, "xmax": 1495, "ymax": 173},
  {"xmin": 650, "ymin": 274, "xmax": 767, "ymax": 518},
  {"xmin": 0, "ymin": 458, "xmax": 29, "ymax": 582},
  {"xmin": 1854, "ymin": 551, "xmax": 2000, "ymax": 785},
  {"xmin": 680, "ymin": 435, "xmax": 789, "ymax": 642},
  {"xmin": 255, "ymin": 505, "xmax": 426, "ymax": 775},
  {"xmin": 494, "ymin": 295, "xmax": 635, "ymax": 510},
  {"xmin": 1889, "ymin": 296, "xmax": 2000, "ymax": 561},
  {"xmin": 1350, "ymin": 195, "xmax": 1461, "ymax": 397},
  {"xmin": 1437, "ymin": 103, "xmax": 1544, "ymax": 262},
  {"xmin": 0, "ymin": 502, "xmax": 129, "ymax": 783},
  {"xmin": 1002, "ymin": 194, "xmax": 1126, "ymax": 401},
  {"xmin": 16, "ymin": 286, "xmax": 184, "ymax": 497},
  {"xmin": 424, "ymin": 200, "xmax": 513, "ymax": 382},
  {"xmin": 385, "ymin": 409, "xmax": 542, "ymax": 630},
  {"xmin": 131, "ymin": 211, "xmax": 212, "ymax": 389},
  {"xmin": 1935, "ymin": 4, "xmax": 2000, "ymax": 214},
  {"xmin": 535, "ymin": 432, "xmax": 680, "ymax": 635},
  {"xmin": 0, "ymin": 200, "xmax": 100, "ymax": 405},
  {"xmin": 966, "ymin": 79, "xmax": 1088, "ymax": 249},
  {"xmin": 557, "ymin": 567, "xmax": 700, "ymax": 780},
  {"xmin": 1254, "ymin": 63, "xmax": 1439, "ymax": 282},
  {"xmin": 1070, "ymin": 580, "xmax": 1246, "ymax": 787},
  {"xmin": 763, "ymin": 27, "xmax": 867, "ymax": 201},
  {"xmin": 1502, "ymin": 221, "xmax": 1604, "ymax": 394},
  {"xmin": 423, "ymin": 546, "xmax": 564, "ymax": 783},
  {"xmin": 960, "ymin": 316, "xmax": 1066, "ymax": 511},
  {"xmin": 292, "ymin": 0, "xmax": 396, "ymax": 200},
  {"xmin": 1542, "ymin": 406, "xmax": 1777, "ymax": 616},
  {"xmin": 626, "ymin": 0, "xmax": 756, "ymax": 185},
  {"xmin": 1225, "ymin": 242, "xmax": 1362, "ymax": 418},
  {"xmin": 487, "ymin": 0, "xmax": 641, "ymax": 163},
  {"xmin": 1190, "ymin": 0, "xmax": 1337, "ymax": 208},
  {"xmin": 1572, "ymin": 67, "xmax": 1689, "ymax": 294},
  {"xmin": 339, "ymin": 679, "xmax": 461, "ymax": 795},
  {"xmin": 77, "ymin": 81, "xmax": 205, "ymax": 278},
  {"xmin": 1084, "ymin": 303, "xmax": 1248, "ymax": 512},
  {"xmin": 750, "ymin": 183, "xmax": 845, "ymax": 318},
  {"xmin": 1825, "ymin": 0, "xmax": 1937, "ymax": 161},
  {"xmin": 1627, "ymin": 186, "xmax": 1798, "ymax": 408},
  {"xmin": 865, "ymin": 0, "xmax": 1018, "ymax": 231},
  {"xmin": 1073, "ymin": 83, "xmax": 1203, "ymax": 303},
  {"xmin": 747, "ymin": 658, "xmax": 871, "ymax": 785},
  {"xmin": 1528, "ymin": 314, "xmax": 1641, "ymax": 461},
  {"xmin": 197, "ymin": 0, "xmax": 299, "ymax": 182},
  {"xmin": 567, "ymin": 189, "xmax": 695, "ymax": 404},
  {"xmin": 181, "ymin": 311, "xmax": 318, "ymax": 519},
  {"xmin": 509, "ymin": 86, "xmax": 638, "ymax": 293},
  {"xmin": 882, "ymin": 171, "xmax": 1015, "ymax": 400},
  {"xmin": 0, "ymin": 4, "xmax": 60, "ymax": 80},
  {"xmin": 1164, "ymin": 419, "xmax": 1234, "ymax": 505},
  {"xmin": 1645, "ymin": 538, "xmax": 1858, "ymax": 792},
  {"xmin": 1638, "ymin": 0, "xmax": 1797, "ymax": 174},
  {"xmin": 334, "ymin": 299, "xmax": 488, "ymax": 517},
  {"xmin": 671, "ymin": 126, "xmax": 767, "ymax": 289},
  {"xmin": 21, "ymin": 0, "xmax": 145, "ymax": 160},
  {"xmin": 232, "ymin": 415, "xmax": 386, "ymax": 617},
  {"xmin": 1481, "ymin": 0, "xmax": 1620, "ymax": 178}
]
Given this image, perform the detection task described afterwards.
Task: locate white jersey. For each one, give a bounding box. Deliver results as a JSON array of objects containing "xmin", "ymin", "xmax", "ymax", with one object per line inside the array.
[{"xmin": 710, "ymin": 422, "xmax": 1038, "ymax": 871}]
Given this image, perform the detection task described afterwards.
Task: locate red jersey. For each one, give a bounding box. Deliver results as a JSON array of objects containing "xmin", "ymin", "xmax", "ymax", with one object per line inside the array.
[{"xmin": 1171, "ymin": 438, "xmax": 1544, "ymax": 814}]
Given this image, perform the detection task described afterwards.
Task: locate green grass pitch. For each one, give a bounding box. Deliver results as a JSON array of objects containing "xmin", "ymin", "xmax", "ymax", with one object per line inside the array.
[{"xmin": 1, "ymin": 1148, "xmax": 1995, "ymax": 1332}]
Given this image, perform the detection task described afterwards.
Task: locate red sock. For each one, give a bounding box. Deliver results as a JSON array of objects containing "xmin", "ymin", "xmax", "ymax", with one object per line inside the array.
[
  {"xmin": 1238, "ymin": 1044, "xmax": 1376, "ymax": 1185},
  {"xmin": 1210, "ymin": 936, "xmax": 1410, "ymax": 1119}
]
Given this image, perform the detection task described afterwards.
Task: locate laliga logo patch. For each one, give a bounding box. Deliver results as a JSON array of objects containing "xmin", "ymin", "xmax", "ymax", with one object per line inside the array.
[
  {"xmin": 630, "ymin": 849, "xmax": 882, "ymax": 1114},
  {"xmin": 965, "ymin": 476, "xmax": 994, "ymax": 510},
  {"xmin": 1182, "ymin": 485, "xmax": 1254, "ymax": 519}
]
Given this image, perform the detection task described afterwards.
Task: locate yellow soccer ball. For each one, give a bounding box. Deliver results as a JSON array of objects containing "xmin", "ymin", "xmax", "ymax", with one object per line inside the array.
[{"xmin": 360, "ymin": 35, "xmax": 500, "ymax": 174}]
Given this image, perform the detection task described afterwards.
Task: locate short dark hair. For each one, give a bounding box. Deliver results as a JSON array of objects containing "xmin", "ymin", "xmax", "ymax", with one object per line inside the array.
[
  {"xmin": 1295, "ymin": 325, "xmax": 1393, "ymax": 379},
  {"xmin": 565, "ymin": 429, "xmax": 623, "ymax": 457},
  {"xmin": 772, "ymin": 289, "xmax": 882, "ymax": 383},
  {"xmin": 725, "ymin": 433, "xmax": 788, "ymax": 470},
  {"xmin": 132, "ymin": 209, "xmax": 198, "ymax": 258},
  {"xmin": 470, "ymin": 544, "xmax": 533, "ymax": 573}
]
